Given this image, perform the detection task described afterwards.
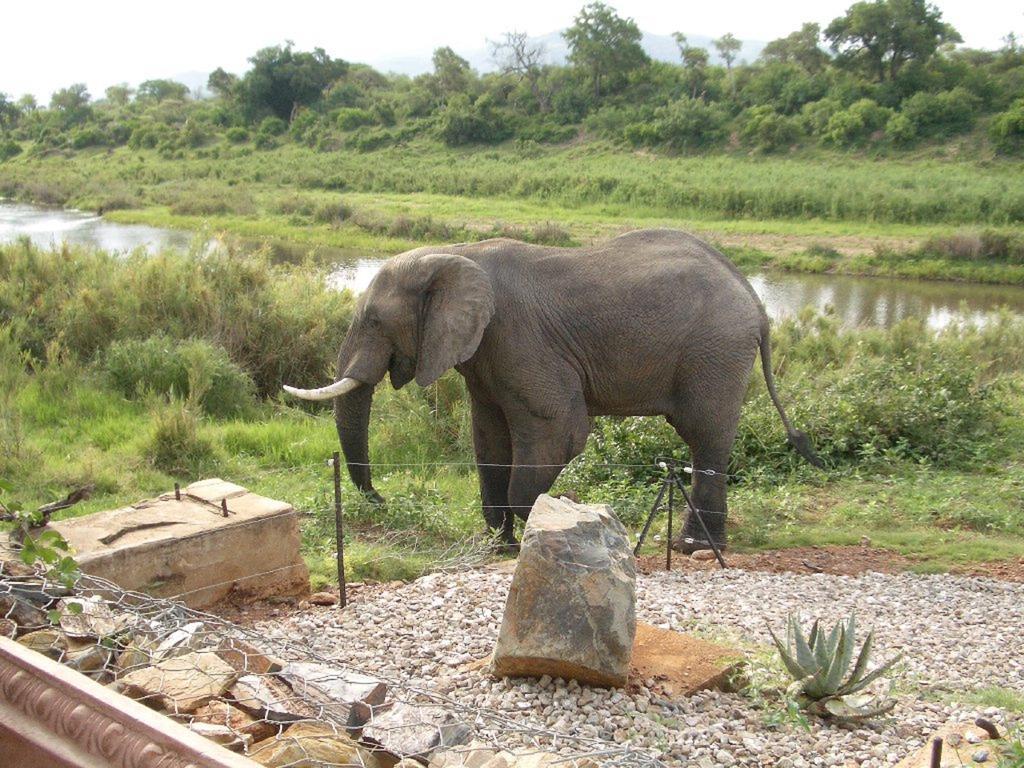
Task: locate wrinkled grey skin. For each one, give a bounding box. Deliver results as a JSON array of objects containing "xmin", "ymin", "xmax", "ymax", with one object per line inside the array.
[{"xmin": 313, "ymin": 229, "xmax": 820, "ymax": 552}]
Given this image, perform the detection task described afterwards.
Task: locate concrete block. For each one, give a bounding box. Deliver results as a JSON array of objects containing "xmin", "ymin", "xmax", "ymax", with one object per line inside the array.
[{"xmin": 45, "ymin": 479, "xmax": 308, "ymax": 608}]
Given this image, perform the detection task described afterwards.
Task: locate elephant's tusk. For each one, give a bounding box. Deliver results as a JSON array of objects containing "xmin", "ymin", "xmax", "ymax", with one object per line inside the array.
[{"xmin": 282, "ymin": 377, "xmax": 362, "ymax": 400}]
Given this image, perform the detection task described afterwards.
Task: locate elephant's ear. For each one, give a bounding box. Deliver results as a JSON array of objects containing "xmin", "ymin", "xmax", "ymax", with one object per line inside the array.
[{"xmin": 414, "ymin": 254, "xmax": 495, "ymax": 388}]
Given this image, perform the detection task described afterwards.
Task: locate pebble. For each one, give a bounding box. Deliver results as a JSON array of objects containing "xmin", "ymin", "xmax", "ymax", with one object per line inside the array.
[{"xmin": 250, "ymin": 567, "xmax": 1021, "ymax": 767}]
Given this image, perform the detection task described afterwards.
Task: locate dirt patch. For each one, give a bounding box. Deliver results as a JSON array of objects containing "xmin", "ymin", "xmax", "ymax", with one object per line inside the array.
[
  {"xmin": 637, "ymin": 545, "xmax": 1024, "ymax": 582},
  {"xmin": 629, "ymin": 622, "xmax": 742, "ymax": 697}
]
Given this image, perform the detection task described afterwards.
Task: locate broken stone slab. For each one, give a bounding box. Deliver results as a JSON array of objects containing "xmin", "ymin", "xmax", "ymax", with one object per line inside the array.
[
  {"xmin": 64, "ymin": 635, "xmax": 114, "ymax": 677},
  {"xmin": 45, "ymin": 479, "xmax": 309, "ymax": 609},
  {"xmin": 155, "ymin": 620, "xmax": 208, "ymax": 659},
  {"xmin": 248, "ymin": 722, "xmax": 383, "ymax": 768},
  {"xmin": 119, "ymin": 650, "xmax": 239, "ymax": 713},
  {"xmin": 492, "ymin": 495, "xmax": 636, "ymax": 688},
  {"xmin": 361, "ymin": 702, "xmax": 472, "ymax": 763},
  {"xmin": 429, "ymin": 744, "xmax": 599, "ymax": 768},
  {"xmin": 189, "ymin": 699, "xmax": 278, "ymax": 744},
  {"xmin": 17, "ymin": 627, "xmax": 67, "ymax": 660},
  {"xmin": 217, "ymin": 638, "xmax": 286, "ymax": 676},
  {"xmin": 282, "ymin": 661, "xmax": 388, "ymax": 729},
  {"xmin": 0, "ymin": 618, "xmax": 16, "ymax": 639},
  {"xmin": 57, "ymin": 595, "xmax": 124, "ymax": 638},
  {"xmin": 228, "ymin": 673, "xmax": 318, "ymax": 723},
  {"xmin": 895, "ymin": 719, "xmax": 997, "ymax": 768},
  {"xmin": 115, "ymin": 635, "xmax": 159, "ymax": 676},
  {"xmin": 0, "ymin": 593, "xmax": 49, "ymax": 631},
  {"xmin": 187, "ymin": 720, "xmax": 252, "ymax": 752},
  {"xmin": 629, "ymin": 622, "xmax": 744, "ymax": 696}
]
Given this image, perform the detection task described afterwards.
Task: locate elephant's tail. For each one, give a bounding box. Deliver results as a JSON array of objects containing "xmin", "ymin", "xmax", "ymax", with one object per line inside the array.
[{"xmin": 758, "ymin": 326, "xmax": 825, "ymax": 469}]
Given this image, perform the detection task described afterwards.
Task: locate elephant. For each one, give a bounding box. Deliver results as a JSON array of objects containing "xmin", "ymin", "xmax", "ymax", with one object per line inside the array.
[{"xmin": 284, "ymin": 229, "xmax": 821, "ymax": 552}]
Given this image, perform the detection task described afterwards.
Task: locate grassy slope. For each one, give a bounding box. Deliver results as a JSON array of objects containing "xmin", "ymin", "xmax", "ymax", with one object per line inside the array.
[{"xmin": 4, "ymin": 140, "xmax": 1024, "ymax": 283}]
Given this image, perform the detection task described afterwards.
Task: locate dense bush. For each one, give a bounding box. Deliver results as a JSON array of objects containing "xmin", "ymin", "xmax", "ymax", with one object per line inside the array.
[
  {"xmin": 740, "ymin": 106, "xmax": 803, "ymax": 152},
  {"xmin": 991, "ymin": 98, "xmax": 1024, "ymax": 154},
  {"xmin": 0, "ymin": 140, "xmax": 21, "ymax": 161},
  {"xmin": 436, "ymin": 94, "xmax": 513, "ymax": 146},
  {"xmin": 823, "ymin": 99, "xmax": 892, "ymax": 146},
  {"xmin": 900, "ymin": 87, "xmax": 979, "ymax": 138},
  {"xmin": 624, "ymin": 99, "xmax": 728, "ymax": 150},
  {"xmin": 0, "ymin": 241, "xmax": 356, "ymax": 397},
  {"xmin": 224, "ymin": 126, "xmax": 249, "ymax": 143},
  {"xmin": 104, "ymin": 336, "xmax": 255, "ymax": 417},
  {"xmin": 335, "ymin": 107, "xmax": 376, "ymax": 131}
]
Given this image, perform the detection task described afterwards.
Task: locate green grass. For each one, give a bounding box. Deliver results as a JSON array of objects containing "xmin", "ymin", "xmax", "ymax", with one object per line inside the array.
[
  {"xmin": 4, "ymin": 240, "xmax": 1024, "ymax": 583},
  {"xmin": 5, "ymin": 140, "xmax": 1024, "ymax": 284}
]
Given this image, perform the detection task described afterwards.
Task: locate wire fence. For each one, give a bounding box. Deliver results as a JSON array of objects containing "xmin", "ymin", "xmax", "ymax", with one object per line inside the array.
[{"xmin": 0, "ymin": 559, "xmax": 668, "ymax": 767}]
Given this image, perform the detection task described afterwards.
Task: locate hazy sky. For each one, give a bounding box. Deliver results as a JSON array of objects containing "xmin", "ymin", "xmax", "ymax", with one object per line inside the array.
[{"xmin": 3, "ymin": 0, "xmax": 1020, "ymax": 101}]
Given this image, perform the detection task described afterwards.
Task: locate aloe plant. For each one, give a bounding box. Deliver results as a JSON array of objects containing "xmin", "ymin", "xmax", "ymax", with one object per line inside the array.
[{"xmin": 768, "ymin": 613, "xmax": 900, "ymax": 721}]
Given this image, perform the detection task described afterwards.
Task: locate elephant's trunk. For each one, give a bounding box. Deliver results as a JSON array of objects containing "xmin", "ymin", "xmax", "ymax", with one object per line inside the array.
[{"xmin": 335, "ymin": 382, "xmax": 381, "ymax": 501}]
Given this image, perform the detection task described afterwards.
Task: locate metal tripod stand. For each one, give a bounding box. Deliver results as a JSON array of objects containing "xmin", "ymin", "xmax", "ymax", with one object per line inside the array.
[{"xmin": 634, "ymin": 461, "xmax": 727, "ymax": 570}]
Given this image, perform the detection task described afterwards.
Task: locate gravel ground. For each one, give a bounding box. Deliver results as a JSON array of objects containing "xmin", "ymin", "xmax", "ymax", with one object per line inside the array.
[{"xmin": 255, "ymin": 568, "xmax": 1024, "ymax": 767}]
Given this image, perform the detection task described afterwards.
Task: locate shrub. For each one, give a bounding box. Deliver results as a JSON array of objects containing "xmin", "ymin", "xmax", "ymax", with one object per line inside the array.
[
  {"xmin": 884, "ymin": 113, "xmax": 916, "ymax": 145},
  {"xmin": 335, "ymin": 107, "xmax": 376, "ymax": 131},
  {"xmin": 224, "ymin": 126, "xmax": 249, "ymax": 143},
  {"xmin": 258, "ymin": 116, "xmax": 287, "ymax": 136},
  {"xmin": 0, "ymin": 242, "xmax": 356, "ymax": 397},
  {"xmin": 900, "ymin": 87, "xmax": 980, "ymax": 138},
  {"xmin": 823, "ymin": 99, "xmax": 892, "ymax": 147},
  {"xmin": 104, "ymin": 336, "xmax": 255, "ymax": 417},
  {"xmin": 991, "ymin": 98, "xmax": 1024, "ymax": 154},
  {"xmin": 624, "ymin": 99, "xmax": 728, "ymax": 151},
  {"xmin": 70, "ymin": 126, "xmax": 107, "ymax": 149},
  {"xmin": 146, "ymin": 400, "xmax": 216, "ymax": 475},
  {"xmin": 740, "ymin": 106, "xmax": 803, "ymax": 152},
  {"xmin": 437, "ymin": 94, "xmax": 513, "ymax": 147},
  {"xmin": 0, "ymin": 140, "xmax": 21, "ymax": 161}
]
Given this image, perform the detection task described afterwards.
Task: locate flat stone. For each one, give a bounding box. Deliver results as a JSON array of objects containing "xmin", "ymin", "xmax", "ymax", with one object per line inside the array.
[
  {"xmin": 690, "ymin": 549, "xmax": 716, "ymax": 561},
  {"xmin": 283, "ymin": 661, "xmax": 387, "ymax": 727},
  {"xmin": 895, "ymin": 720, "xmax": 995, "ymax": 768},
  {"xmin": 216, "ymin": 638, "xmax": 285, "ymax": 675},
  {"xmin": 115, "ymin": 636, "xmax": 158, "ymax": 676},
  {"xmin": 46, "ymin": 479, "xmax": 309, "ymax": 609},
  {"xmin": 248, "ymin": 722, "xmax": 382, "ymax": 767},
  {"xmin": 57, "ymin": 596, "xmax": 123, "ymax": 638},
  {"xmin": 0, "ymin": 618, "xmax": 16, "ymax": 639},
  {"xmin": 0, "ymin": 594, "xmax": 49, "ymax": 631},
  {"xmin": 429, "ymin": 741, "xmax": 500, "ymax": 767},
  {"xmin": 17, "ymin": 628, "xmax": 67, "ymax": 660},
  {"xmin": 362, "ymin": 702, "xmax": 472, "ymax": 761},
  {"xmin": 190, "ymin": 699, "xmax": 277, "ymax": 743},
  {"xmin": 186, "ymin": 720, "xmax": 251, "ymax": 751},
  {"xmin": 307, "ymin": 591, "xmax": 339, "ymax": 606},
  {"xmin": 629, "ymin": 622, "xmax": 744, "ymax": 696},
  {"xmin": 492, "ymin": 495, "xmax": 636, "ymax": 687},
  {"xmin": 228, "ymin": 673, "xmax": 317, "ymax": 722},
  {"xmin": 119, "ymin": 650, "xmax": 239, "ymax": 713}
]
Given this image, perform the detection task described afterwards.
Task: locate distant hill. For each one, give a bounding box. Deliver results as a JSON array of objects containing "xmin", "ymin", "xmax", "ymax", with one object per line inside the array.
[{"xmin": 369, "ymin": 30, "xmax": 765, "ymax": 76}]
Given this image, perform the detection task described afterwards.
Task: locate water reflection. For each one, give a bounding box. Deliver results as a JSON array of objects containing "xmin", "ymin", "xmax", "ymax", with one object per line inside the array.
[
  {"xmin": 746, "ymin": 272, "xmax": 1024, "ymax": 330},
  {"xmin": 3, "ymin": 200, "xmax": 1022, "ymax": 330},
  {"xmin": 0, "ymin": 201, "xmax": 194, "ymax": 253}
]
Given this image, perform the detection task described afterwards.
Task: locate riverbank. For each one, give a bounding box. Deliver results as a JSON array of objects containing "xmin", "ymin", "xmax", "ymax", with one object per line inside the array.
[
  {"xmin": 3, "ymin": 241, "xmax": 1024, "ymax": 588},
  {"xmin": 4, "ymin": 142, "xmax": 1024, "ymax": 285}
]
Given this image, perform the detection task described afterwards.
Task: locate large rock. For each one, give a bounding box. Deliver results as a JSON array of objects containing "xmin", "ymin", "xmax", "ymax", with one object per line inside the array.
[{"xmin": 492, "ymin": 495, "xmax": 636, "ymax": 687}]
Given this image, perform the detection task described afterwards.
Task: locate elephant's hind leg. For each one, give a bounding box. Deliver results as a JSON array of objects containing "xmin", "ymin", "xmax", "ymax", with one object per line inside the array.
[{"xmin": 469, "ymin": 396, "xmax": 516, "ymax": 546}]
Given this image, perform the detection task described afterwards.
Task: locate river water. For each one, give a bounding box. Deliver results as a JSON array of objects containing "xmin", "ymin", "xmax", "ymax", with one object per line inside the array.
[{"xmin": 3, "ymin": 200, "xmax": 1022, "ymax": 329}]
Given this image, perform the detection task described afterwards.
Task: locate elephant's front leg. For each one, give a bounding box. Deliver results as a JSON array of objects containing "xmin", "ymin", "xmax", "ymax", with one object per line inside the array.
[
  {"xmin": 469, "ymin": 396, "xmax": 516, "ymax": 547},
  {"xmin": 507, "ymin": 406, "xmax": 591, "ymax": 522}
]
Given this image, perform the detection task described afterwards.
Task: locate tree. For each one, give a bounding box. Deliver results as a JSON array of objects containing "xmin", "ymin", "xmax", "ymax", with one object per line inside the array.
[
  {"xmin": 713, "ymin": 33, "xmax": 742, "ymax": 94},
  {"xmin": 137, "ymin": 79, "xmax": 189, "ymax": 102},
  {"xmin": 672, "ymin": 33, "xmax": 710, "ymax": 99},
  {"xmin": 0, "ymin": 93, "xmax": 19, "ymax": 129},
  {"xmin": 237, "ymin": 44, "xmax": 348, "ymax": 121},
  {"xmin": 430, "ymin": 47, "xmax": 473, "ymax": 102},
  {"xmin": 825, "ymin": 0, "xmax": 962, "ymax": 83},
  {"xmin": 104, "ymin": 84, "xmax": 134, "ymax": 106},
  {"xmin": 490, "ymin": 31, "xmax": 548, "ymax": 111},
  {"xmin": 761, "ymin": 23, "xmax": 829, "ymax": 72},
  {"xmin": 207, "ymin": 68, "xmax": 240, "ymax": 99},
  {"xmin": 49, "ymin": 83, "xmax": 92, "ymax": 127},
  {"xmin": 564, "ymin": 2, "xmax": 649, "ymax": 100}
]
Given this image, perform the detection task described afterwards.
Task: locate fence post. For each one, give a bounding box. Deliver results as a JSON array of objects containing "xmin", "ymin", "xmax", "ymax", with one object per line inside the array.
[
  {"xmin": 332, "ymin": 451, "xmax": 347, "ymax": 609},
  {"xmin": 666, "ymin": 471, "xmax": 674, "ymax": 572}
]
